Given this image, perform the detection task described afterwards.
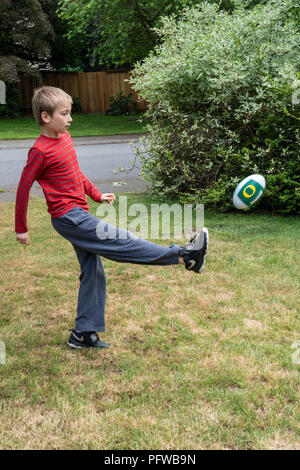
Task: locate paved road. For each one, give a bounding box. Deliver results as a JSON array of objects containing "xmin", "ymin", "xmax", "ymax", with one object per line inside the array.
[{"xmin": 0, "ymin": 134, "xmax": 148, "ymax": 202}]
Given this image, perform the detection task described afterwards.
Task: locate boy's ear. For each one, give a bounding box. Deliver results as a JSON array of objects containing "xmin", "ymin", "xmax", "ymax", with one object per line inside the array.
[{"xmin": 41, "ymin": 111, "xmax": 50, "ymax": 124}]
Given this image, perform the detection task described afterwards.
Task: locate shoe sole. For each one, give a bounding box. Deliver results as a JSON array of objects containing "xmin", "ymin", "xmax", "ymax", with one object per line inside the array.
[
  {"xmin": 67, "ymin": 340, "xmax": 85, "ymax": 349},
  {"xmin": 198, "ymin": 228, "xmax": 209, "ymax": 274},
  {"xmin": 191, "ymin": 227, "xmax": 209, "ymax": 274},
  {"xmin": 67, "ymin": 340, "xmax": 110, "ymax": 349},
  {"xmin": 190, "ymin": 227, "xmax": 208, "ymax": 250}
]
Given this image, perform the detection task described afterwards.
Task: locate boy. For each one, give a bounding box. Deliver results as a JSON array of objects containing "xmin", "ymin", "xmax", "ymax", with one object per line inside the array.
[{"xmin": 15, "ymin": 86, "xmax": 208, "ymax": 349}]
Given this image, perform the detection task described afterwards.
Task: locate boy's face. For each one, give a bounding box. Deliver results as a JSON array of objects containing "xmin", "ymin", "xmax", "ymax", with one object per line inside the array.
[{"xmin": 41, "ymin": 103, "xmax": 73, "ymax": 136}]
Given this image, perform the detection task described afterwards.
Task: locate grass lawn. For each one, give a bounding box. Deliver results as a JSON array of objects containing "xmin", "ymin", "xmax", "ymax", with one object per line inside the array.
[
  {"xmin": 0, "ymin": 114, "xmax": 146, "ymax": 140},
  {"xmin": 0, "ymin": 193, "xmax": 299, "ymax": 449}
]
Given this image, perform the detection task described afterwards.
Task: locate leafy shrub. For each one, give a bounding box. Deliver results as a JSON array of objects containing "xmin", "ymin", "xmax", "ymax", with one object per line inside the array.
[
  {"xmin": 106, "ymin": 91, "xmax": 137, "ymax": 115},
  {"xmin": 131, "ymin": 0, "xmax": 300, "ymax": 214},
  {"xmin": 71, "ymin": 96, "xmax": 82, "ymax": 113},
  {"xmin": 0, "ymin": 83, "xmax": 20, "ymax": 118}
]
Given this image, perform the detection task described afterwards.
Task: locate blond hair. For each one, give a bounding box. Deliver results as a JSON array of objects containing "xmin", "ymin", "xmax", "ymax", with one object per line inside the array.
[{"xmin": 32, "ymin": 86, "xmax": 73, "ymax": 126}]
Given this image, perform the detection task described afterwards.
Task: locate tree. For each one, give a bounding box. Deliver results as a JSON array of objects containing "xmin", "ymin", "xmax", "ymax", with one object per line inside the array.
[
  {"xmin": 58, "ymin": 0, "xmax": 232, "ymax": 68},
  {"xmin": 40, "ymin": 0, "xmax": 91, "ymax": 71},
  {"xmin": 0, "ymin": 0, "xmax": 54, "ymax": 82}
]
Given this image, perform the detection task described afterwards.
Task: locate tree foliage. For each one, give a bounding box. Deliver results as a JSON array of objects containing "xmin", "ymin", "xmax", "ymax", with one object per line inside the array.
[
  {"xmin": 57, "ymin": 0, "xmax": 237, "ymax": 68},
  {"xmin": 0, "ymin": 0, "xmax": 54, "ymax": 82},
  {"xmin": 40, "ymin": 0, "xmax": 92, "ymax": 71},
  {"xmin": 131, "ymin": 0, "xmax": 300, "ymax": 214}
]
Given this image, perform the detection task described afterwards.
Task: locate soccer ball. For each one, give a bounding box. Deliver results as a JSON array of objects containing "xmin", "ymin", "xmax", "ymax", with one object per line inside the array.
[{"xmin": 233, "ymin": 174, "xmax": 266, "ymax": 210}]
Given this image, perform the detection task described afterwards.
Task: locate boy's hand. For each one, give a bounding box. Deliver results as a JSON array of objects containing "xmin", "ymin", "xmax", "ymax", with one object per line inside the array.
[
  {"xmin": 16, "ymin": 232, "xmax": 30, "ymax": 245},
  {"xmin": 100, "ymin": 193, "xmax": 116, "ymax": 205}
]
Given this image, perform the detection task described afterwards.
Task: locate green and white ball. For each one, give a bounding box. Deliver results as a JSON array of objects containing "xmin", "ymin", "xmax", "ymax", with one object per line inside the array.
[{"xmin": 233, "ymin": 174, "xmax": 266, "ymax": 210}]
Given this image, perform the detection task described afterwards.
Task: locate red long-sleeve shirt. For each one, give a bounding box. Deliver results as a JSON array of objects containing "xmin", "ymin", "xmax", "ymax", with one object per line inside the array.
[{"xmin": 15, "ymin": 131, "xmax": 102, "ymax": 233}]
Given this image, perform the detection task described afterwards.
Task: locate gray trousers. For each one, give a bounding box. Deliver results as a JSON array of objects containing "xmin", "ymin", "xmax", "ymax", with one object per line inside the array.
[{"xmin": 51, "ymin": 207, "xmax": 180, "ymax": 332}]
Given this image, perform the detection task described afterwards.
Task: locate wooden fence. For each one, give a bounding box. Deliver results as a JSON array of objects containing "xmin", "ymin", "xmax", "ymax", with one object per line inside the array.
[{"xmin": 16, "ymin": 71, "xmax": 146, "ymax": 114}]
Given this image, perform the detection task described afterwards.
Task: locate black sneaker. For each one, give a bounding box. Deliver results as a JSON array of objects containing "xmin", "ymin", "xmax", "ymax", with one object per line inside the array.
[
  {"xmin": 179, "ymin": 227, "xmax": 209, "ymax": 274},
  {"xmin": 67, "ymin": 330, "xmax": 110, "ymax": 349}
]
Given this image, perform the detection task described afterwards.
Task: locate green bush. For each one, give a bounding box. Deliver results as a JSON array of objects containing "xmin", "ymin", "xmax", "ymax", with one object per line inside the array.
[
  {"xmin": 106, "ymin": 91, "xmax": 137, "ymax": 115},
  {"xmin": 71, "ymin": 96, "xmax": 82, "ymax": 113},
  {"xmin": 131, "ymin": 0, "xmax": 300, "ymax": 214},
  {"xmin": 0, "ymin": 84, "xmax": 20, "ymax": 118}
]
